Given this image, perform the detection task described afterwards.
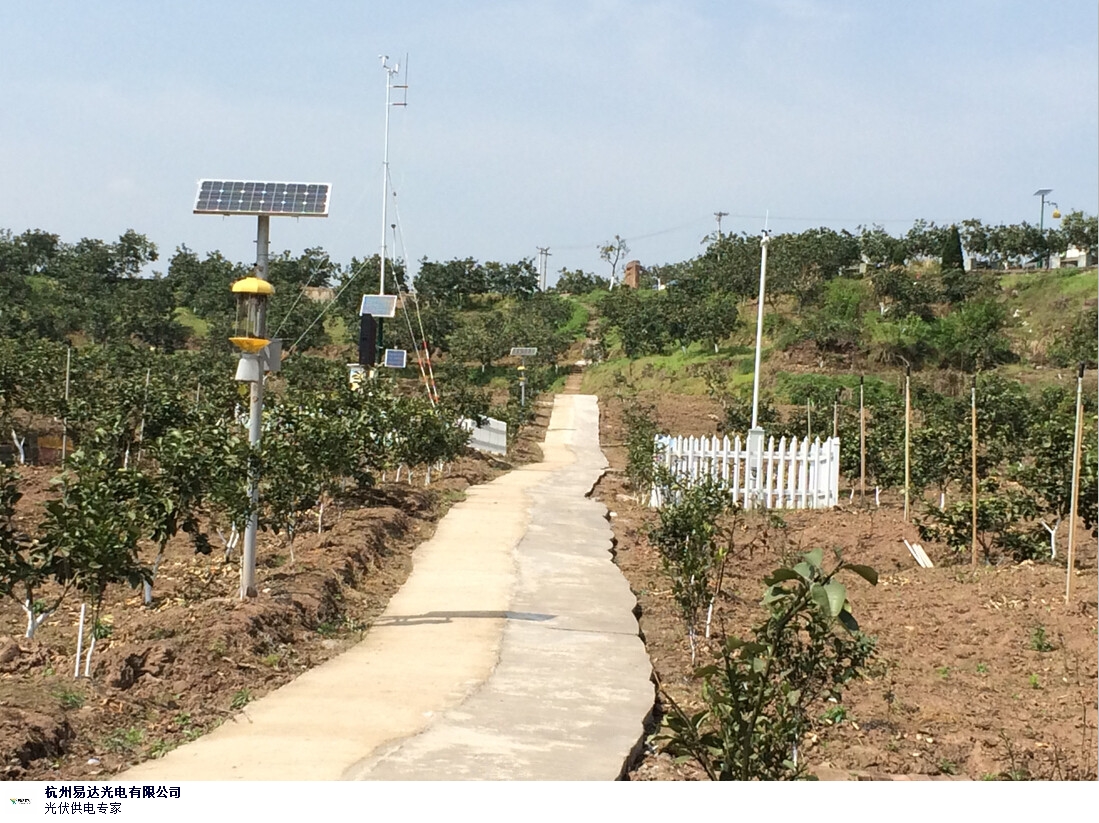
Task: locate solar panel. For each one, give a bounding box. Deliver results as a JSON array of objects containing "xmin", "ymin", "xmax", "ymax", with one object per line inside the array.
[
  {"xmin": 383, "ymin": 349, "xmax": 407, "ymax": 369},
  {"xmin": 194, "ymin": 180, "xmax": 330, "ymax": 216},
  {"xmin": 360, "ymin": 294, "xmax": 398, "ymax": 318},
  {"xmin": 510, "ymin": 347, "xmax": 538, "ymax": 357}
]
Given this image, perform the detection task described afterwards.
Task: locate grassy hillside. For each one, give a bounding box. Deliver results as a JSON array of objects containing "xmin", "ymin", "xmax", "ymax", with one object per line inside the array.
[{"xmin": 581, "ymin": 267, "xmax": 1097, "ymax": 403}]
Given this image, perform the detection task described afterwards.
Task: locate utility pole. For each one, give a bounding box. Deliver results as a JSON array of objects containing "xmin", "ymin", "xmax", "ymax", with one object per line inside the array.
[
  {"xmin": 714, "ymin": 211, "xmax": 728, "ymax": 239},
  {"xmin": 537, "ymin": 246, "xmax": 551, "ymax": 291}
]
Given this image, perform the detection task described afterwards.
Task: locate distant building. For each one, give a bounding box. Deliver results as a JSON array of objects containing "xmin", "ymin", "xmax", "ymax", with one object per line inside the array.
[
  {"xmin": 1051, "ymin": 245, "xmax": 1097, "ymax": 269},
  {"xmin": 303, "ymin": 286, "xmax": 336, "ymax": 302}
]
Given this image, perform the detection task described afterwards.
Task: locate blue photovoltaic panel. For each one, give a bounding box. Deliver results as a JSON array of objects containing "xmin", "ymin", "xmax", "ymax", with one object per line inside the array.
[
  {"xmin": 359, "ymin": 294, "xmax": 398, "ymax": 318},
  {"xmin": 194, "ymin": 180, "xmax": 330, "ymax": 216},
  {"xmin": 383, "ymin": 349, "xmax": 407, "ymax": 369}
]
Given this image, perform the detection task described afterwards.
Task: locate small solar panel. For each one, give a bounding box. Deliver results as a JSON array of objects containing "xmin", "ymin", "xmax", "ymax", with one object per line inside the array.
[
  {"xmin": 383, "ymin": 349, "xmax": 407, "ymax": 369},
  {"xmin": 194, "ymin": 180, "xmax": 330, "ymax": 216},
  {"xmin": 360, "ymin": 294, "xmax": 398, "ymax": 318},
  {"xmin": 510, "ymin": 347, "xmax": 538, "ymax": 357}
]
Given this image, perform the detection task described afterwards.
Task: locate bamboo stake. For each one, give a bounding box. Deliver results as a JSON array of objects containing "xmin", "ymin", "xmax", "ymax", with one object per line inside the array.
[
  {"xmin": 60, "ymin": 347, "xmax": 72, "ymax": 462},
  {"xmin": 74, "ymin": 603, "xmax": 86, "ymax": 678},
  {"xmin": 859, "ymin": 376, "xmax": 866, "ymax": 506},
  {"xmin": 1065, "ymin": 363, "xmax": 1084, "ymax": 604},
  {"xmin": 904, "ymin": 366, "xmax": 911, "ymax": 522},
  {"xmin": 971, "ymin": 377, "xmax": 978, "ymax": 568},
  {"xmin": 135, "ymin": 366, "xmax": 152, "ymax": 464}
]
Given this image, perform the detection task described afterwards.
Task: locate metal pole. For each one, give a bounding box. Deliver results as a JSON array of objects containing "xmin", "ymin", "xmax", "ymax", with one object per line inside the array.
[
  {"xmin": 380, "ymin": 57, "xmax": 397, "ymax": 296},
  {"xmin": 971, "ymin": 377, "xmax": 978, "ymax": 569},
  {"xmin": 859, "ymin": 376, "xmax": 866, "ymax": 505},
  {"xmin": 750, "ymin": 231, "xmax": 770, "ymax": 430},
  {"xmin": 241, "ymin": 215, "xmax": 270, "ymax": 600},
  {"xmin": 1065, "ymin": 363, "xmax": 1084, "ymax": 604},
  {"xmin": 904, "ymin": 367, "xmax": 911, "ymax": 522}
]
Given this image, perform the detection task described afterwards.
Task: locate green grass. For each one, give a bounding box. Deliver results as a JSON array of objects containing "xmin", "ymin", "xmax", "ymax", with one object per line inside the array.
[
  {"xmin": 1000, "ymin": 267, "xmax": 1096, "ymax": 299},
  {"xmin": 580, "ymin": 344, "xmax": 762, "ymax": 396},
  {"xmin": 1001, "ymin": 267, "xmax": 1097, "ymax": 358},
  {"xmin": 559, "ymin": 299, "xmax": 591, "ymax": 341},
  {"xmin": 173, "ymin": 307, "xmax": 209, "ymax": 337}
]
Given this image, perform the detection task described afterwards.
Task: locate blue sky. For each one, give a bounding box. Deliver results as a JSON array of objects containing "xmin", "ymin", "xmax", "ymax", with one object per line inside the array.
[{"xmin": 1, "ymin": 1, "xmax": 1095, "ymax": 286}]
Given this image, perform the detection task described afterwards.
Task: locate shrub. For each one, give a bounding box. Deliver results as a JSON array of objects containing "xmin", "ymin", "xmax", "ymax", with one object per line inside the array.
[{"xmin": 658, "ymin": 548, "xmax": 877, "ymax": 780}]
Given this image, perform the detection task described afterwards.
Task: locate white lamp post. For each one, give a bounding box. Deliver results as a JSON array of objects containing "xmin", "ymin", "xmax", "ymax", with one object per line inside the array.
[{"xmin": 747, "ymin": 230, "xmax": 771, "ymax": 507}]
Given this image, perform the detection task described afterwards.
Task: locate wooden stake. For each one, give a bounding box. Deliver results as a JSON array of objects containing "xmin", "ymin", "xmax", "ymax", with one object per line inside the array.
[
  {"xmin": 971, "ymin": 377, "xmax": 978, "ymax": 568},
  {"xmin": 904, "ymin": 367, "xmax": 911, "ymax": 522},
  {"xmin": 1065, "ymin": 363, "xmax": 1085, "ymax": 604}
]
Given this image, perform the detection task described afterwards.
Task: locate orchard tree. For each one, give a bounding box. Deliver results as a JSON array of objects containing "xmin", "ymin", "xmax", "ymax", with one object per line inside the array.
[
  {"xmin": 1058, "ymin": 210, "xmax": 1097, "ymax": 261},
  {"xmin": 415, "ymin": 257, "xmax": 485, "ymax": 307},
  {"xmin": 934, "ymin": 300, "xmax": 1015, "ymax": 372},
  {"xmin": 858, "ymin": 224, "xmax": 908, "ymax": 270},
  {"xmin": 39, "ymin": 451, "xmax": 151, "ymax": 667},
  {"xmin": 692, "ymin": 231, "xmax": 763, "ymax": 297},
  {"xmin": 0, "ymin": 465, "xmax": 75, "ymax": 638},
  {"xmin": 767, "ymin": 228, "xmax": 860, "ymax": 308},
  {"xmin": 553, "ymin": 268, "xmax": 608, "ymax": 294},
  {"xmin": 449, "ymin": 311, "xmax": 508, "ymax": 371},
  {"xmin": 598, "ymin": 235, "xmax": 630, "ymax": 286},
  {"xmin": 1013, "ymin": 386, "xmax": 1098, "ymax": 556},
  {"xmin": 483, "ymin": 259, "xmax": 539, "ymax": 297},
  {"xmin": 905, "ymin": 220, "xmax": 949, "ymax": 260}
]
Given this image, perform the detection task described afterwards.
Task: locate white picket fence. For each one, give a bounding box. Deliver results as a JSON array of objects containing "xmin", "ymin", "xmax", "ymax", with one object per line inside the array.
[{"xmin": 650, "ymin": 432, "xmax": 841, "ymax": 510}]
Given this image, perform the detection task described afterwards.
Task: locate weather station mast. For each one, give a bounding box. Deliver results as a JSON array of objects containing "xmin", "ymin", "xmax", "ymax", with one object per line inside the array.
[{"xmin": 356, "ymin": 55, "xmax": 407, "ymax": 376}]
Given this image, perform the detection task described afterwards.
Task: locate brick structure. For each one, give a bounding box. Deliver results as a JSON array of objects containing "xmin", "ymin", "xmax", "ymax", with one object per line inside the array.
[{"xmin": 622, "ymin": 260, "xmax": 642, "ymax": 289}]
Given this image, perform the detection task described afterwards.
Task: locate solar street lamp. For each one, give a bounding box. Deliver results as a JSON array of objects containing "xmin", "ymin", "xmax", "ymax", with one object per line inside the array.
[
  {"xmin": 511, "ymin": 347, "xmax": 538, "ymax": 407},
  {"xmin": 1034, "ymin": 188, "xmax": 1055, "ymax": 269},
  {"xmin": 193, "ymin": 179, "xmax": 330, "ymax": 599}
]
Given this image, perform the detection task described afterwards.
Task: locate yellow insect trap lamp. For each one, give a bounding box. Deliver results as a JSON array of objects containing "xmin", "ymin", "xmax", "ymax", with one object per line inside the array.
[{"xmin": 229, "ymin": 276, "xmax": 275, "ymax": 353}]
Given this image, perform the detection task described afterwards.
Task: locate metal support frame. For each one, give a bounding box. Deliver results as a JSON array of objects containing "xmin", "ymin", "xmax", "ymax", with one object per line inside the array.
[{"xmin": 240, "ymin": 215, "xmax": 270, "ymax": 600}]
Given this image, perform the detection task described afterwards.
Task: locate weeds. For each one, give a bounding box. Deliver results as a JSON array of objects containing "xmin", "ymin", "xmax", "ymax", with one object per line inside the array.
[
  {"xmin": 103, "ymin": 727, "xmax": 144, "ymax": 754},
  {"xmin": 53, "ymin": 687, "xmax": 85, "ymax": 710},
  {"xmin": 229, "ymin": 689, "xmax": 252, "ymax": 711},
  {"xmin": 1030, "ymin": 625, "xmax": 1055, "ymax": 652}
]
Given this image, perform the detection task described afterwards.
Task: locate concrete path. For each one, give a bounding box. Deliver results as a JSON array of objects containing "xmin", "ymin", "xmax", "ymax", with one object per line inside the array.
[{"xmin": 122, "ymin": 394, "xmax": 653, "ymax": 781}]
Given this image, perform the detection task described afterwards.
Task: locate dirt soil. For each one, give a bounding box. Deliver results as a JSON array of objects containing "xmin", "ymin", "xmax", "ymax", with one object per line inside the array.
[
  {"xmin": 597, "ymin": 390, "xmax": 1099, "ymax": 782},
  {"xmin": 0, "ymin": 403, "xmax": 551, "ymax": 781},
  {"xmin": 5, "ymin": 384, "xmax": 1095, "ymax": 783}
]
